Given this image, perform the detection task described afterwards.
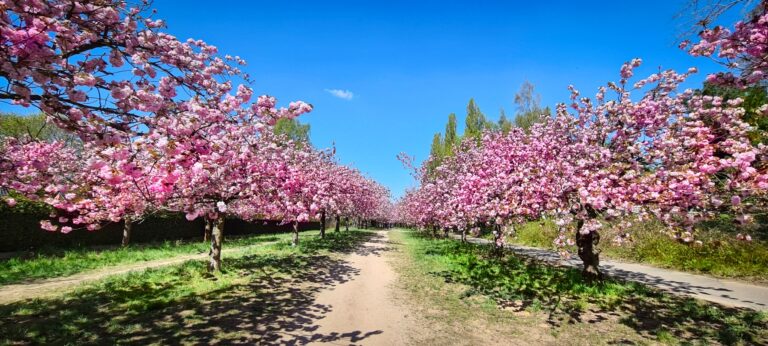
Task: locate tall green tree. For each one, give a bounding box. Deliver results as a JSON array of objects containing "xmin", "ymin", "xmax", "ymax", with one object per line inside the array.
[
  {"xmin": 0, "ymin": 113, "xmax": 79, "ymax": 144},
  {"xmin": 427, "ymin": 132, "xmax": 444, "ymax": 176},
  {"xmin": 464, "ymin": 98, "xmax": 490, "ymax": 141},
  {"xmin": 443, "ymin": 113, "xmax": 458, "ymax": 155},
  {"xmin": 273, "ymin": 118, "xmax": 311, "ymax": 143},
  {"xmin": 498, "ymin": 108, "xmax": 513, "ymax": 134},
  {"xmin": 513, "ymin": 81, "xmax": 548, "ymax": 130},
  {"xmin": 514, "ymin": 106, "xmax": 551, "ymax": 130}
]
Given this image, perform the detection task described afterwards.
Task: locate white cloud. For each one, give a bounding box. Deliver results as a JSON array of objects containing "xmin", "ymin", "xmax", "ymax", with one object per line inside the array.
[{"xmin": 325, "ymin": 88, "xmax": 354, "ymax": 100}]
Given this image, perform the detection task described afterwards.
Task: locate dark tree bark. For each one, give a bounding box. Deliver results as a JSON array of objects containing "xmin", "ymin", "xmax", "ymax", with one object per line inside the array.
[
  {"xmin": 208, "ymin": 218, "xmax": 225, "ymax": 272},
  {"xmin": 320, "ymin": 210, "xmax": 326, "ymax": 239},
  {"xmin": 292, "ymin": 221, "xmax": 300, "ymax": 247},
  {"xmin": 345, "ymin": 217, "xmax": 349, "ymax": 231},
  {"xmin": 335, "ymin": 215, "xmax": 341, "ymax": 232},
  {"xmin": 492, "ymin": 224, "xmax": 504, "ymax": 255},
  {"xmin": 121, "ymin": 219, "xmax": 133, "ymax": 247},
  {"xmin": 493, "ymin": 225, "xmax": 504, "ymax": 250},
  {"xmin": 575, "ymin": 205, "xmax": 603, "ymax": 282},
  {"xmin": 460, "ymin": 228, "xmax": 467, "ymax": 242},
  {"xmin": 203, "ymin": 218, "xmax": 213, "ymax": 242}
]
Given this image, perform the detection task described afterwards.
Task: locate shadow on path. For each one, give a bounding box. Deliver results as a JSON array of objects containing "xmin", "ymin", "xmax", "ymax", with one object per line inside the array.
[
  {"xmin": 455, "ymin": 234, "xmax": 768, "ymax": 311},
  {"xmin": 432, "ymin": 233, "xmax": 767, "ymax": 344},
  {"xmin": 0, "ymin": 231, "xmax": 384, "ymax": 345}
]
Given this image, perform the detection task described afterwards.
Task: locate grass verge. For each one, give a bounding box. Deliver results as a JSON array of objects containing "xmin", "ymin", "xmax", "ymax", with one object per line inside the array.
[
  {"xmin": 0, "ymin": 229, "xmax": 322, "ymax": 286},
  {"xmin": 0, "ymin": 229, "xmax": 374, "ymax": 345},
  {"xmin": 503, "ymin": 220, "xmax": 768, "ymax": 282},
  {"xmin": 396, "ymin": 229, "xmax": 767, "ymax": 345}
]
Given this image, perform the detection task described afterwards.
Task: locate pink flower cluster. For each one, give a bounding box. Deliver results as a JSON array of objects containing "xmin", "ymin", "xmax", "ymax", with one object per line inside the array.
[{"xmin": 683, "ymin": 4, "xmax": 768, "ymax": 88}]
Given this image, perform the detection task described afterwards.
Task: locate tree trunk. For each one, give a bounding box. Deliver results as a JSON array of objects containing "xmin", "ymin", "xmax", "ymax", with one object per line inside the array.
[
  {"xmin": 292, "ymin": 221, "xmax": 299, "ymax": 247},
  {"xmin": 203, "ymin": 219, "xmax": 213, "ymax": 242},
  {"xmin": 208, "ymin": 218, "xmax": 225, "ymax": 272},
  {"xmin": 461, "ymin": 229, "xmax": 467, "ymax": 242},
  {"xmin": 320, "ymin": 210, "xmax": 326, "ymax": 239},
  {"xmin": 335, "ymin": 215, "xmax": 341, "ymax": 232},
  {"xmin": 345, "ymin": 217, "xmax": 349, "ymax": 231},
  {"xmin": 493, "ymin": 224, "xmax": 504, "ymax": 251},
  {"xmin": 575, "ymin": 218, "xmax": 603, "ymax": 282},
  {"xmin": 492, "ymin": 225, "xmax": 505, "ymax": 257},
  {"xmin": 121, "ymin": 219, "xmax": 133, "ymax": 247},
  {"xmin": 443, "ymin": 227, "xmax": 449, "ymax": 238}
]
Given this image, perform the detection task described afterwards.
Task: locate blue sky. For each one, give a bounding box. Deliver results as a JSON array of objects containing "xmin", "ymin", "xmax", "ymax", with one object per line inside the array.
[{"xmin": 3, "ymin": 1, "xmax": 743, "ymax": 199}]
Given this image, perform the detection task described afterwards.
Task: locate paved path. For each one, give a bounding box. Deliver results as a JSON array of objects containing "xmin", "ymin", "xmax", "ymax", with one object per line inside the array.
[
  {"xmin": 0, "ymin": 241, "xmax": 276, "ymax": 304},
  {"xmin": 452, "ymin": 235, "xmax": 768, "ymax": 311}
]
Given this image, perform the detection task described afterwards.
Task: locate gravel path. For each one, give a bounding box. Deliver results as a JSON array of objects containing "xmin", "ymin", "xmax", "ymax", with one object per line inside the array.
[{"xmin": 454, "ymin": 234, "xmax": 768, "ymax": 311}]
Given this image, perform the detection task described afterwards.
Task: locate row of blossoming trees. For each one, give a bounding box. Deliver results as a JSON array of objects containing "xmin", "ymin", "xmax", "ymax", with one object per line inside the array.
[
  {"xmin": 397, "ymin": 3, "xmax": 768, "ymax": 281},
  {"xmin": 0, "ymin": 0, "xmax": 392, "ymax": 271}
]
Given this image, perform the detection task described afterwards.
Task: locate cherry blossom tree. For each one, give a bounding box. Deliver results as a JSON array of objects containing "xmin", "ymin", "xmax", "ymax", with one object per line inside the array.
[
  {"xmin": 399, "ymin": 57, "xmax": 766, "ymax": 281},
  {"xmin": 1, "ymin": 0, "xmax": 256, "ymax": 138},
  {"xmin": 683, "ymin": 1, "xmax": 768, "ymax": 88},
  {"xmin": 1, "ymin": 1, "xmax": 314, "ymax": 271}
]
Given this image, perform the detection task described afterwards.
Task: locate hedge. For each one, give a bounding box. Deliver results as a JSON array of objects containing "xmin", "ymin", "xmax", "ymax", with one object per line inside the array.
[{"xmin": 0, "ymin": 208, "xmax": 319, "ymax": 252}]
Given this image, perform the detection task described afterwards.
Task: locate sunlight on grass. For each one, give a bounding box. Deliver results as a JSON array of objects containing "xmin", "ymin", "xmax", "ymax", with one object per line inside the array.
[
  {"xmin": 399, "ymin": 229, "xmax": 768, "ymax": 345},
  {"xmin": 504, "ymin": 220, "xmax": 768, "ymax": 282},
  {"xmin": 0, "ymin": 230, "xmax": 374, "ymax": 344},
  {"xmin": 0, "ymin": 230, "xmax": 323, "ymax": 286}
]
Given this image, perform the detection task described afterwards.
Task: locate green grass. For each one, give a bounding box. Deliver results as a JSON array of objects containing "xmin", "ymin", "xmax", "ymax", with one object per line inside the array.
[
  {"xmin": 503, "ymin": 220, "xmax": 768, "ymax": 282},
  {"xmin": 401, "ymin": 229, "xmax": 768, "ymax": 345},
  {"xmin": 0, "ymin": 229, "xmax": 323, "ymax": 286},
  {"xmin": 0, "ymin": 229, "xmax": 374, "ymax": 345}
]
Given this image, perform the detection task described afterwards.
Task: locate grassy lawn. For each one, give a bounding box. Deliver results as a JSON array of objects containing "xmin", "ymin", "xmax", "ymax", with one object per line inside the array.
[
  {"xmin": 496, "ymin": 220, "xmax": 768, "ymax": 283},
  {"xmin": 393, "ymin": 229, "xmax": 768, "ymax": 345},
  {"xmin": 0, "ymin": 229, "xmax": 373, "ymax": 345},
  {"xmin": 0, "ymin": 229, "xmax": 323, "ymax": 286}
]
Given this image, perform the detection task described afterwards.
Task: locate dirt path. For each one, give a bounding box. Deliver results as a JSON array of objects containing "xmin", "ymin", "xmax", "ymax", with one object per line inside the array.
[
  {"xmin": 0, "ymin": 242, "xmax": 275, "ymax": 305},
  {"xmin": 301, "ymin": 230, "xmax": 413, "ymax": 345}
]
